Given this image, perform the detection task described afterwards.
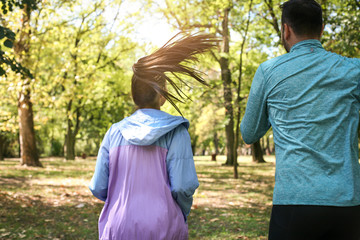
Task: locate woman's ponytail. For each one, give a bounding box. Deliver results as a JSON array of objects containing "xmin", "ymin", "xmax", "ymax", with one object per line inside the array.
[{"xmin": 131, "ymin": 32, "xmax": 219, "ymax": 115}]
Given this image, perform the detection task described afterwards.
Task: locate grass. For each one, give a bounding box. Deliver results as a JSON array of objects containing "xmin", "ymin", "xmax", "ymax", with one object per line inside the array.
[{"xmin": 0, "ymin": 155, "xmax": 275, "ymax": 240}]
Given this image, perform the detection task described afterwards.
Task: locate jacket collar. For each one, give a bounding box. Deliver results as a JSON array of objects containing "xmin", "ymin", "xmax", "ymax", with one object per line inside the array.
[{"xmin": 290, "ymin": 39, "xmax": 323, "ymax": 53}]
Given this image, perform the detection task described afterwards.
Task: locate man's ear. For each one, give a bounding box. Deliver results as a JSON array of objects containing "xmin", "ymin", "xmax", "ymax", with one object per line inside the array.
[
  {"xmin": 320, "ymin": 23, "xmax": 325, "ymax": 38},
  {"xmin": 283, "ymin": 23, "xmax": 291, "ymax": 41}
]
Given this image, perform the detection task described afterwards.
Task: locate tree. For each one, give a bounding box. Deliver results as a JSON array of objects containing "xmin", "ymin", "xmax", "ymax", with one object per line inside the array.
[
  {"xmin": 1, "ymin": 0, "xmax": 139, "ymax": 161},
  {"xmin": 251, "ymin": 140, "xmax": 265, "ymax": 163},
  {"xmin": 194, "ymin": 103, "xmax": 226, "ymax": 155},
  {"xmin": 159, "ymin": 0, "xmax": 237, "ymax": 166},
  {"xmin": 232, "ymin": 0, "xmax": 254, "ymax": 177},
  {"xmin": 1, "ymin": 1, "xmax": 43, "ymax": 166},
  {"xmin": 0, "ymin": 133, "xmax": 7, "ymax": 160},
  {"xmin": 58, "ymin": 0, "xmax": 136, "ymax": 160},
  {"xmin": 15, "ymin": 4, "xmax": 42, "ymax": 166},
  {"xmin": 218, "ymin": 6, "xmax": 236, "ymax": 166},
  {"xmin": 321, "ymin": 0, "xmax": 359, "ymax": 58},
  {"xmin": 26, "ymin": 0, "xmax": 137, "ymax": 160}
]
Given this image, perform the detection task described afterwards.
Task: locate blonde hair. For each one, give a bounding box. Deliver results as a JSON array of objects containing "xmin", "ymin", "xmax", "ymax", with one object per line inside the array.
[{"xmin": 131, "ymin": 32, "xmax": 219, "ymax": 115}]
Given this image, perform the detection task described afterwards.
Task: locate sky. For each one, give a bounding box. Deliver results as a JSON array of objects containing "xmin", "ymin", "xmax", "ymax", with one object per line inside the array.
[{"xmin": 120, "ymin": 0, "xmax": 177, "ymax": 47}]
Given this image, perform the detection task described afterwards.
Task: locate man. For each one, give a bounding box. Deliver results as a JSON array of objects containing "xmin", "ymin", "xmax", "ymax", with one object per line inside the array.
[{"xmin": 240, "ymin": 0, "xmax": 360, "ymax": 239}]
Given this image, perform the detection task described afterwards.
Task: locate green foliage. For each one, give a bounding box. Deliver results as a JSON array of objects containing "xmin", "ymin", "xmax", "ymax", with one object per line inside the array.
[
  {"xmin": 0, "ymin": 0, "xmax": 37, "ymax": 14},
  {"xmin": 0, "ymin": 26, "xmax": 33, "ymax": 77},
  {"xmin": 1, "ymin": 0, "xmax": 139, "ymax": 157},
  {"xmin": 322, "ymin": 0, "xmax": 360, "ymax": 57},
  {"xmin": 0, "ymin": 0, "xmax": 36, "ymax": 77}
]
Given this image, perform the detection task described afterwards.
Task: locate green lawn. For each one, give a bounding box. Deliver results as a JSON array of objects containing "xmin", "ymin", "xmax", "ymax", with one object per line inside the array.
[{"xmin": 0, "ymin": 155, "xmax": 275, "ymax": 240}]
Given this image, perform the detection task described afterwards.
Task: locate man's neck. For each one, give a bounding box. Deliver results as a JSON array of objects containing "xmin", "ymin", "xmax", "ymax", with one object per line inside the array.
[{"xmin": 288, "ymin": 36, "xmax": 321, "ymax": 50}]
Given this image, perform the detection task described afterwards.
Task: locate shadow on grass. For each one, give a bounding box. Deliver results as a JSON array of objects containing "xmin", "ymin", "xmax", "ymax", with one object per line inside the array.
[
  {"xmin": 188, "ymin": 205, "xmax": 270, "ymax": 240},
  {"xmin": 0, "ymin": 191, "xmax": 102, "ymax": 240}
]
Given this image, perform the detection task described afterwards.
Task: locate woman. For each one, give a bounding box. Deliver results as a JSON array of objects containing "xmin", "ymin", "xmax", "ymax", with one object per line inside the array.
[{"xmin": 89, "ymin": 33, "xmax": 218, "ymax": 240}]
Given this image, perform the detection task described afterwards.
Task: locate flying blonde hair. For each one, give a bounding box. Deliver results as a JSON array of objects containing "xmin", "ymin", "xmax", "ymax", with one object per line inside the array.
[{"xmin": 131, "ymin": 32, "xmax": 219, "ymax": 115}]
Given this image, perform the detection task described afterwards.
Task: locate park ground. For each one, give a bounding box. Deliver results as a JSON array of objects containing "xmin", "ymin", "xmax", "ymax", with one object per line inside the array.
[{"xmin": 0, "ymin": 155, "xmax": 275, "ymax": 240}]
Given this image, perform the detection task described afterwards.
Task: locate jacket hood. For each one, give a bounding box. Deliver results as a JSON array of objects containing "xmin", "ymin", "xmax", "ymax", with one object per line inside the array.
[{"xmin": 116, "ymin": 109, "xmax": 189, "ymax": 146}]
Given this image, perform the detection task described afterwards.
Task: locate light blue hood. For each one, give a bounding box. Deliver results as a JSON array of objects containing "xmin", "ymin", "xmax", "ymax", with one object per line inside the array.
[{"xmin": 117, "ymin": 109, "xmax": 189, "ymax": 146}]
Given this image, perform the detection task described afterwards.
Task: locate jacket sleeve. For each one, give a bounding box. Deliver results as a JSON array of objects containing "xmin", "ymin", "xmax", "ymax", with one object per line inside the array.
[
  {"xmin": 166, "ymin": 124, "xmax": 199, "ymax": 221},
  {"xmin": 89, "ymin": 127, "xmax": 111, "ymax": 201},
  {"xmin": 240, "ymin": 65, "xmax": 271, "ymax": 144}
]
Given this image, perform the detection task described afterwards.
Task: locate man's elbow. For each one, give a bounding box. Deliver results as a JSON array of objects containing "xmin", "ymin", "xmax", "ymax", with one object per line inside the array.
[
  {"xmin": 242, "ymin": 135, "xmax": 257, "ymax": 145},
  {"xmin": 240, "ymin": 125, "xmax": 257, "ymax": 145}
]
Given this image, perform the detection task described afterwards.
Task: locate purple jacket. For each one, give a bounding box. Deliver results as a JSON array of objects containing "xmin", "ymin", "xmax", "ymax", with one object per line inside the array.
[{"xmin": 89, "ymin": 109, "xmax": 199, "ymax": 240}]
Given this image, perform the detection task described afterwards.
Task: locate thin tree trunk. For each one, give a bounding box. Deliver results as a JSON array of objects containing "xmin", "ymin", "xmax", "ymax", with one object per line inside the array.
[
  {"xmin": 266, "ymin": 135, "xmax": 271, "ymax": 155},
  {"xmin": 65, "ymin": 24, "xmax": 82, "ymax": 160},
  {"xmin": 0, "ymin": 134, "xmax": 5, "ymax": 160},
  {"xmin": 191, "ymin": 135, "xmax": 198, "ymax": 156},
  {"xmin": 65, "ymin": 100, "xmax": 81, "ymax": 160},
  {"xmin": 220, "ymin": 7, "xmax": 235, "ymax": 166},
  {"xmin": 65, "ymin": 130, "xmax": 76, "ymax": 160},
  {"xmin": 65, "ymin": 99, "xmax": 75, "ymax": 160},
  {"xmin": 212, "ymin": 131, "xmax": 219, "ymax": 161},
  {"xmin": 14, "ymin": 4, "xmax": 42, "ymax": 167},
  {"xmin": 234, "ymin": 0, "xmax": 253, "ymax": 178},
  {"xmin": 251, "ymin": 140, "xmax": 265, "ymax": 163},
  {"xmin": 213, "ymin": 131, "xmax": 219, "ymax": 155}
]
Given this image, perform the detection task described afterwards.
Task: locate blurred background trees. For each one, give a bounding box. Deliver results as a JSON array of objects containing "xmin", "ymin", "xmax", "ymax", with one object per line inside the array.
[{"xmin": 0, "ymin": 0, "xmax": 358, "ymax": 174}]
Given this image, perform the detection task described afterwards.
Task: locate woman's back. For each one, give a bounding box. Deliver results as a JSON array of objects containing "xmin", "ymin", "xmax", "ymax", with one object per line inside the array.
[{"xmin": 91, "ymin": 109, "xmax": 196, "ymax": 240}]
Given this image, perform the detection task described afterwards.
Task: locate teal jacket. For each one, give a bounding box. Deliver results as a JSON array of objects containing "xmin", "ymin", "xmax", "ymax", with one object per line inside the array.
[{"xmin": 241, "ymin": 40, "xmax": 360, "ymax": 206}]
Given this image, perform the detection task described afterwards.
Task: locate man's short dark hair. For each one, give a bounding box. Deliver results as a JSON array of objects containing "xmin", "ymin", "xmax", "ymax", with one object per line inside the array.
[{"xmin": 281, "ymin": 0, "xmax": 323, "ymax": 38}]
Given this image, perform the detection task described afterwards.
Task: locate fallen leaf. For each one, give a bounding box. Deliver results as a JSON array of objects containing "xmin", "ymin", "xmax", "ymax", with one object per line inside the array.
[
  {"xmin": 18, "ymin": 233, "xmax": 26, "ymax": 238},
  {"xmin": 210, "ymin": 218, "xmax": 219, "ymax": 222},
  {"xmin": 1, "ymin": 232, "xmax": 11, "ymax": 237},
  {"xmin": 76, "ymin": 203, "xmax": 85, "ymax": 208}
]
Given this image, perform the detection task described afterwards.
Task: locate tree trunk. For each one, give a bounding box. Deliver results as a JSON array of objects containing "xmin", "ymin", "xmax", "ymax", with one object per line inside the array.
[
  {"xmin": 63, "ymin": 22, "xmax": 85, "ymax": 161},
  {"xmin": 234, "ymin": 0, "xmax": 253, "ymax": 178},
  {"xmin": 220, "ymin": 7, "xmax": 235, "ymax": 166},
  {"xmin": 251, "ymin": 140, "xmax": 265, "ymax": 163},
  {"xmin": 65, "ymin": 128, "xmax": 76, "ymax": 160},
  {"xmin": 18, "ymin": 90, "xmax": 42, "ymax": 166},
  {"xmin": 266, "ymin": 135, "xmax": 271, "ymax": 155},
  {"xmin": 213, "ymin": 131, "xmax": 219, "ymax": 155},
  {"xmin": 65, "ymin": 100, "xmax": 80, "ymax": 160},
  {"xmin": 14, "ymin": 4, "xmax": 42, "ymax": 167},
  {"xmin": 18, "ymin": 132, "xmax": 21, "ymax": 158},
  {"xmin": 0, "ymin": 134, "xmax": 5, "ymax": 160},
  {"xmin": 191, "ymin": 135, "xmax": 198, "ymax": 156}
]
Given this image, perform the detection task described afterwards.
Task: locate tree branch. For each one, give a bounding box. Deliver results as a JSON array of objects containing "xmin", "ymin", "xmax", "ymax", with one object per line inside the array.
[{"xmin": 264, "ymin": 0, "xmax": 281, "ymax": 39}]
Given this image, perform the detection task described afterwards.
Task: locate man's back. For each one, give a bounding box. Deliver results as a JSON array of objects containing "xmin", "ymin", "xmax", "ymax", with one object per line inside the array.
[
  {"xmin": 241, "ymin": 39, "xmax": 360, "ymax": 206},
  {"xmin": 241, "ymin": 0, "xmax": 360, "ymax": 238}
]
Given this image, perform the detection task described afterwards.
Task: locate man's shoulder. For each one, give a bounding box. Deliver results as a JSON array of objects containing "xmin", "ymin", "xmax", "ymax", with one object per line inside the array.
[
  {"xmin": 317, "ymin": 48, "xmax": 360, "ymax": 67},
  {"xmin": 261, "ymin": 50, "xmax": 360, "ymax": 72},
  {"xmin": 336, "ymin": 54, "xmax": 360, "ymax": 68},
  {"xmin": 259, "ymin": 54, "xmax": 288, "ymax": 73}
]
